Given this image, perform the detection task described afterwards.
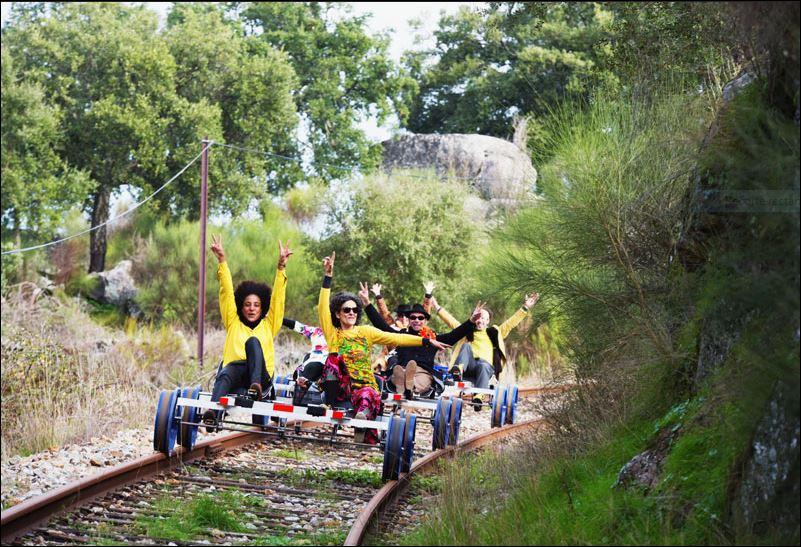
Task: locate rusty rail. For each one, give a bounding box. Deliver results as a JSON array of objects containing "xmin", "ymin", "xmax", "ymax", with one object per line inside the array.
[
  {"xmin": 0, "ymin": 430, "xmax": 262, "ymax": 544},
  {"xmin": 344, "ymin": 417, "xmax": 549, "ymax": 546},
  {"xmin": 0, "ymin": 383, "xmax": 574, "ymax": 544}
]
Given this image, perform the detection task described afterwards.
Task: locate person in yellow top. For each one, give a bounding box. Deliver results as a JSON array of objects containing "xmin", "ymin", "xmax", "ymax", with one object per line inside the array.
[
  {"xmin": 203, "ymin": 234, "xmax": 293, "ymax": 428},
  {"xmin": 429, "ymin": 290, "xmax": 540, "ymax": 410},
  {"xmin": 318, "ymin": 252, "xmax": 449, "ymax": 444}
]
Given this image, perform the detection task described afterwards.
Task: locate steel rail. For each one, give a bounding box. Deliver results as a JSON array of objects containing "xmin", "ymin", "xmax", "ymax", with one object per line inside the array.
[
  {"xmin": 345, "ymin": 417, "xmax": 549, "ymax": 546},
  {"xmin": 0, "ymin": 383, "xmax": 574, "ymax": 544},
  {"xmin": 0, "ymin": 430, "xmax": 263, "ymax": 544}
]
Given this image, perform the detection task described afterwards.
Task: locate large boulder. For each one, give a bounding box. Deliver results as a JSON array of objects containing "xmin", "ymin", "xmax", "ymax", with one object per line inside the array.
[
  {"xmin": 381, "ymin": 133, "xmax": 537, "ymax": 203},
  {"xmin": 89, "ymin": 259, "xmax": 142, "ymax": 317}
]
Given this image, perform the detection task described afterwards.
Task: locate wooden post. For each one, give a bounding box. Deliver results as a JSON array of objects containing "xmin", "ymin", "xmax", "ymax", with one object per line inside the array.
[{"xmin": 197, "ymin": 137, "xmax": 209, "ymax": 371}]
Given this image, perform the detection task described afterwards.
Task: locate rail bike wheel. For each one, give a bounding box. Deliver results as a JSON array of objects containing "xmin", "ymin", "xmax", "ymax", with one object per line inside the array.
[
  {"xmin": 179, "ymin": 385, "xmax": 201, "ymax": 450},
  {"xmin": 154, "ymin": 387, "xmax": 180, "ymax": 455},
  {"xmin": 432, "ymin": 398, "xmax": 452, "ymax": 450},
  {"xmin": 152, "ymin": 390, "xmax": 166, "ymax": 451},
  {"xmin": 505, "ymin": 385, "xmax": 519, "ymax": 425},
  {"xmin": 447, "ymin": 397, "xmax": 463, "ymax": 446},
  {"xmin": 382, "ymin": 415, "xmax": 405, "ymax": 481},
  {"xmin": 400, "ymin": 414, "xmax": 417, "ymax": 473},
  {"xmin": 491, "ymin": 386, "xmax": 508, "ymax": 428}
]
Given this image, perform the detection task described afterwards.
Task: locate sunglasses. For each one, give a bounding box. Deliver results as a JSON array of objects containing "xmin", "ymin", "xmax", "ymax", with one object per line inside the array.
[
  {"xmin": 409, "ymin": 314, "xmax": 427, "ymax": 321},
  {"xmin": 340, "ymin": 306, "xmax": 359, "ymax": 314}
]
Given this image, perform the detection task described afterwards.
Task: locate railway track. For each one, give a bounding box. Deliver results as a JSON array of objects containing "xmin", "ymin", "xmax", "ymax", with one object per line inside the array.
[{"xmin": 1, "ymin": 385, "xmax": 570, "ymax": 545}]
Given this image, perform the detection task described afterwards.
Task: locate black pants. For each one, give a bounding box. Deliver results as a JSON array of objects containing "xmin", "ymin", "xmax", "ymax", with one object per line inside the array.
[
  {"xmin": 211, "ymin": 337, "xmax": 271, "ymax": 401},
  {"xmin": 456, "ymin": 343, "xmax": 494, "ymax": 389}
]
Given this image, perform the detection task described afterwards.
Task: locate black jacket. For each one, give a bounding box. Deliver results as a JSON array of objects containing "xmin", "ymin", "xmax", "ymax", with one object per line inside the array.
[{"xmin": 364, "ymin": 303, "xmax": 475, "ymax": 374}]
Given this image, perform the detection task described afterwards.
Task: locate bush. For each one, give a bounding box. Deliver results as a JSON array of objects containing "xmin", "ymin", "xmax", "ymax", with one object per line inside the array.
[
  {"xmin": 308, "ymin": 170, "xmax": 483, "ymax": 319},
  {"xmin": 132, "ymin": 203, "xmax": 319, "ymax": 328},
  {"xmin": 484, "ymin": 87, "xmax": 716, "ymax": 423}
]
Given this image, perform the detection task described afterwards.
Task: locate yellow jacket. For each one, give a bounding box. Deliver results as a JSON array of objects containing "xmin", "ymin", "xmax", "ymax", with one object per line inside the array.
[
  {"xmin": 218, "ymin": 261, "xmax": 286, "ymax": 376},
  {"xmin": 318, "ymin": 283, "xmax": 425, "ymax": 390},
  {"xmin": 438, "ymin": 305, "xmax": 528, "ymax": 377}
]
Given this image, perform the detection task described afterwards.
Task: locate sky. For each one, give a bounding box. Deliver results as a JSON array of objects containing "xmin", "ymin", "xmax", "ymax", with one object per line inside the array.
[{"xmin": 1, "ymin": 2, "xmax": 481, "ymax": 140}]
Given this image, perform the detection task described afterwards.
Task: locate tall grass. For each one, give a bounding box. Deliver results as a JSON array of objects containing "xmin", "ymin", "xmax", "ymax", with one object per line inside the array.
[
  {"xmin": 0, "ymin": 284, "xmax": 311, "ymax": 460},
  {"xmin": 406, "ymin": 76, "xmax": 799, "ymax": 545},
  {"xmin": 485, "ymin": 87, "xmax": 716, "ymax": 428}
]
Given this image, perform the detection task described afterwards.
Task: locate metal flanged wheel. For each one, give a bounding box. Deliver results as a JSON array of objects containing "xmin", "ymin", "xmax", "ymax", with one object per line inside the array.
[
  {"xmin": 154, "ymin": 387, "xmax": 180, "ymax": 455},
  {"xmin": 491, "ymin": 386, "xmax": 508, "ymax": 428},
  {"xmin": 432, "ymin": 398, "xmax": 452, "ymax": 449},
  {"xmin": 447, "ymin": 397, "xmax": 463, "ymax": 446},
  {"xmin": 505, "ymin": 385, "xmax": 519, "ymax": 425},
  {"xmin": 382, "ymin": 415, "xmax": 406, "ymax": 481},
  {"xmin": 179, "ymin": 385, "xmax": 201, "ymax": 450},
  {"xmin": 400, "ymin": 414, "xmax": 417, "ymax": 473}
]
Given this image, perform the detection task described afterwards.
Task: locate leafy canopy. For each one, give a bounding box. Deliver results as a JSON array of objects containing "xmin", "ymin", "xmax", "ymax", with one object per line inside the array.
[
  {"xmin": 237, "ymin": 2, "xmax": 417, "ymax": 180},
  {"xmin": 402, "ymin": 2, "xmax": 617, "ymax": 139}
]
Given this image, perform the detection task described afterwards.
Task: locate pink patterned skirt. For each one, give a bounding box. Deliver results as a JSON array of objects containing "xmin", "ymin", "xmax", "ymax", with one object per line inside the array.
[{"xmin": 323, "ymin": 353, "xmax": 382, "ymax": 444}]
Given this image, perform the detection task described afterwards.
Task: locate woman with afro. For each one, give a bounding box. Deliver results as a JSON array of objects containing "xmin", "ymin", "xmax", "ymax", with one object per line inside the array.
[{"xmin": 203, "ymin": 233, "xmax": 293, "ymax": 427}]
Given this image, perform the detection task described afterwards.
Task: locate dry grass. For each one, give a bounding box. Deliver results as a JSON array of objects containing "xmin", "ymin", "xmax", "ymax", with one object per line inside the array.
[{"xmin": 0, "ymin": 284, "xmax": 314, "ymax": 462}]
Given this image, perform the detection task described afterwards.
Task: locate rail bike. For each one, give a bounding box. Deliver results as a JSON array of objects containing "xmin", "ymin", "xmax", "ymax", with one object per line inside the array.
[
  {"xmin": 376, "ymin": 364, "xmax": 520, "ymax": 449},
  {"xmin": 152, "ymin": 377, "xmax": 415, "ymax": 482},
  {"xmin": 152, "ymin": 369, "xmax": 519, "ymax": 482}
]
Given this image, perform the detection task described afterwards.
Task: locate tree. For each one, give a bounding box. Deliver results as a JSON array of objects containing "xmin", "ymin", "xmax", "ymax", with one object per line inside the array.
[
  {"xmin": 3, "ymin": 3, "xmax": 299, "ymax": 272},
  {"xmin": 308, "ymin": 171, "xmax": 480, "ymax": 315},
  {"xmin": 602, "ymin": 2, "xmax": 732, "ymax": 92},
  {"xmin": 1, "ymin": 44, "xmax": 93, "ymax": 248},
  {"xmin": 236, "ymin": 2, "xmax": 417, "ymax": 181},
  {"xmin": 402, "ymin": 2, "xmax": 616, "ymax": 140},
  {"xmin": 164, "ymin": 3, "xmax": 301, "ymax": 210}
]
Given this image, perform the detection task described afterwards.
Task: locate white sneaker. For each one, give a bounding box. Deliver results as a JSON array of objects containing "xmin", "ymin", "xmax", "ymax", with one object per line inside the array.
[{"xmin": 353, "ymin": 411, "xmax": 367, "ymax": 444}]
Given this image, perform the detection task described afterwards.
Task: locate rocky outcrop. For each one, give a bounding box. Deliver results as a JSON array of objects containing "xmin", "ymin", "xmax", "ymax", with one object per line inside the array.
[
  {"xmin": 89, "ymin": 259, "xmax": 142, "ymax": 317},
  {"xmin": 731, "ymin": 381, "xmax": 800, "ymax": 537},
  {"xmin": 615, "ymin": 426, "xmax": 678, "ymax": 491},
  {"xmin": 381, "ymin": 133, "xmax": 537, "ymax": 203}
]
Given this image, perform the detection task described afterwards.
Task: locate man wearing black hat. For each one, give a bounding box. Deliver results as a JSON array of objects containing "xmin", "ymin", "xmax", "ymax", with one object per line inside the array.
[{"xmin": 358, "ymin": 283, "xmax": 483, "ymax": 399}]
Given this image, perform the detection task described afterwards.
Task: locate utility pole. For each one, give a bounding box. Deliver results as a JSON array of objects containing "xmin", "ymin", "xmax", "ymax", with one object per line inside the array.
[{"xmin": 197, "ymin": 137, "xmax": 209, "ymax": 371}]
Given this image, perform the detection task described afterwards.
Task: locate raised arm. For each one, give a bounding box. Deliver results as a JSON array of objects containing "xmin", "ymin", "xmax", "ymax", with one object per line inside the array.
[
  {"xmin": 283, "ymin": 317, "xmax": 314, "ymax": 339},
  {"xmin": 318, "ymin": 252, "xmax": 337, "ymax": 346},
  {"xmin": 436, "ymin": 301, "xmax": 484, "ymax": 344},
  {"xmin": 212, "ymin": 234, "xmax": 238, "ymax": 330},
  {"xmin": 265, "ymin": 240, "xmax": 291, "ymax": 338},
  {"xmin": 498, "ymin": 293, "xmax": 540, "ymax": 338},
  {"xmin": 371, "ymin": 283, "xmax": 394, "ymax": 324},
  {"xmin": 422, "ymin": 281, "xmax": 435, "ymax": 315},
  {"xmin": 359, "ymin": 282, "xmax": 394, "ymax": 332},
  {"xmin": 430, "ymin": 295, "xmax": 459, "ymax": 329}
]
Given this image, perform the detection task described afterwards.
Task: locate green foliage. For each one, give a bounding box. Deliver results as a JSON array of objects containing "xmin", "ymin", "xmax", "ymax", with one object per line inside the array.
[
  {"xmin": 402, "ymin": 3, "xmax": 617, "ymax": 140},
  {"xmin": 310, "ymin": 172, "xmax": 483, "ymax": 313},
  {"xmin": 137, "ymin": 491, "xmax": 247, "ymax": 540},
  {"xmin": 484, "ymin": 87, "xmax": 714, "ymax": 401},
  {"xmin": 238, "ymin": 2, "xmax": 416, "ymax": 180},
  {"xmin": 132, "ymin": 206, "xmax": 318, "ymax": 327},
  {"xmin": 604, "ymin": 3, "xmax": 732, "ymax": 89},
  {"xmin": 2, "ymin": 2, "xmax": 300, "ymax": 272},
  {"xmin": 284, "ymin": 181, "xmax": 326, "ymax": 224},
  {"xmin": 1, "ymin": 45, "xmax": 94, "ymax": 246},
  {"xmin": 404, "ymin": 418, "xmax": 737, "ymax": 545},
  {"xmin": 323, "ymin": 468, "xmax": 382, "ymax": 488},
  {"xmin": 308, "ymin": 171, "xmax": 481, "ymax": 318},
  {"xmin": 272, "ymin": 448, "xmax": 309, "ymax": 461},
  {"xmin": 405, "ymin": 56, "xmax": 799, "ymax": 547}
]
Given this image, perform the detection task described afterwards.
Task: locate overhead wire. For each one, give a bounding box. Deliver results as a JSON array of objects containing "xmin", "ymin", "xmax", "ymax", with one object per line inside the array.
[{"xmin": 1, "ymin": 144, "xmax": 209, "ymax": 256}]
